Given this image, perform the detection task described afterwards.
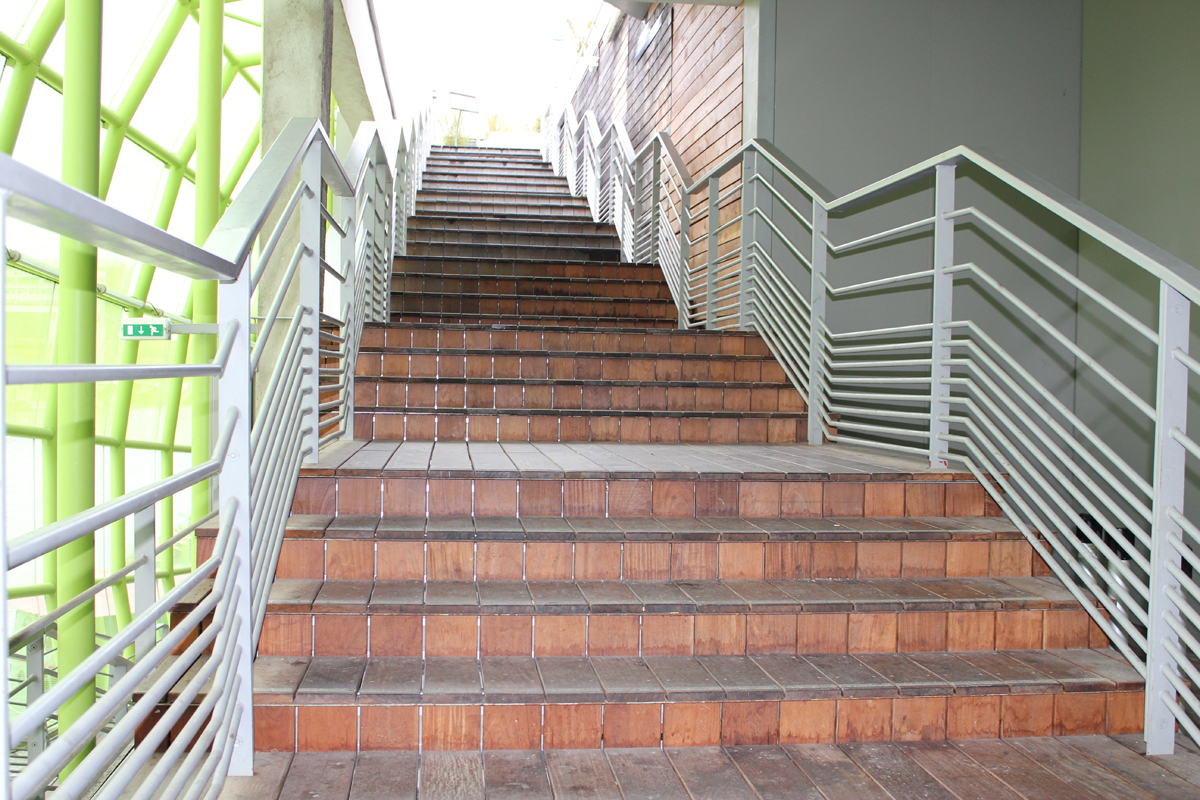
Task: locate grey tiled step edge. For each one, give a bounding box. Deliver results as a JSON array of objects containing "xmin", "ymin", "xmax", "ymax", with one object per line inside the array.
[
  {"xmin": 253, "ymin": 649, "xmax": 1143, "ymax": 705},
  {"xmin": 274, "ymin": 515, "xmax": 1020, "ymax": 541},
  {"xmin": 264, "ymin": 577, "xmax": 1083, "ymax": 615}
]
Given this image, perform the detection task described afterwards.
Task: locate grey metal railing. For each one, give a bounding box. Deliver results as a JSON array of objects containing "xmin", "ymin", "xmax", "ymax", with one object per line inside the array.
[
  {"xmin": 547, "ymin": 100, "xmax": 1200, "ymax": 754},
  {"xmin": 0, "ymin": 110, "xmax": 433, "ymax": 799}
]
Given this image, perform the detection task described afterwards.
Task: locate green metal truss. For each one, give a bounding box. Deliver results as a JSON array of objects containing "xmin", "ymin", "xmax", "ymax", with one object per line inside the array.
[{"xmin": 2, "ymin": 0, "xmax": 267, "ymax": 763}]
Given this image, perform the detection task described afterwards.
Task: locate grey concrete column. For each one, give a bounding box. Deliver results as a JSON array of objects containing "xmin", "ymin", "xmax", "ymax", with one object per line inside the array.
[
  {"xmin": 741, "ymin": 0, "xmax": 777, "ymax": 322},
  {"xmin": 257, "ymin": 0, "xmax": 334, "ymax": 406}
]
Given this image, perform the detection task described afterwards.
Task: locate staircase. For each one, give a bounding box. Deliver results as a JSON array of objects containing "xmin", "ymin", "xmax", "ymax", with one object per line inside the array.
[{"xmin": 195, "ymin": 145, "xmax": 1144, "ymax": 755}]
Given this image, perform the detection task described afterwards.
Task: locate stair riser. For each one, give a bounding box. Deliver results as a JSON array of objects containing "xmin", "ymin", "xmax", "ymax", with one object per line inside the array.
[
  {"xmin": 391, "ymin": 315, "xmax": 680, "ymax": 329},
  {"xmin": 291, "ymin": 477, "xmax": 1000, "ymax": 519},
  {"xmin": 417, "ymin": 191, "xmax": 589, "ymax": 205},
  {"xmin": 407, "ymin": 234, "xmax": 621, "ymax": 249},
  {"xmin": 406, "ymin": 245, "xmax": 622, "ymax": 262},
  {"xmin": 362, "ymin": 326, "xmax": 771, "ymax": 356},
  {"xmin": 391, "ymin": 297, "xmax": 677, "ymax": 319},
  {"xmin": 256, "ymin": 608, "xmax": 1102, "ymax": 660},
  {"xmin": 358, "ymin": 355, "xmax": 789, "ymax": 385},
  {"xmin": 392, "ymin": 261, "xmax": 658, "ymax": 281},
  {"xmin": 255, "ymin": 691, "xmax": 1143, "ymax": 752},
  {"xmin": 413, "ymin": 205, "xmax": 594, "ymax": 218},
  {"xmin": 410, "ymin": 217, "xmax": 616, "ymax": 235},
  {"xmin": 422, "ymin": 181, "xmax": 572, "ymax": 194},
  {"xmin": 355, "ymin": 355, "xmax": 787, "ymax": 383},
  {"xmin": 352, "ymin": 412, "xmax": 806, "ymax": 444},
  {"xmin": 261, "ymin": 538, "xmax": 1043, "ymax": 583},
  {"xmin": 357, "ymin": 383, "xmax": 801, "ymax": 413},
  {"xmin": 389, "ymin": 276, "xmax": 670, "ymax": 300}
]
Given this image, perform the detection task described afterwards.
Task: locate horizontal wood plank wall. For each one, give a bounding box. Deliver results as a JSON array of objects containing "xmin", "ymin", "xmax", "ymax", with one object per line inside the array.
[
  {"xmin": 568, "ymin": 3, "xmax": 745, "ymax": 325},
  {"xmin": 672, "ymin": 4, "xmax": 744, "ymax": 314}
]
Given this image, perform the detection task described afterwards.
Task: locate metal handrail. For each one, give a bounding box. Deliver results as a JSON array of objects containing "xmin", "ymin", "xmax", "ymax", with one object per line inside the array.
[
  {"xmin": 551, "ymin": 87, "xmax": 1200, "ymax": 752},
  {"xmin": 0, "ymin": 106, "xmax": 434, "ymax": 799}
]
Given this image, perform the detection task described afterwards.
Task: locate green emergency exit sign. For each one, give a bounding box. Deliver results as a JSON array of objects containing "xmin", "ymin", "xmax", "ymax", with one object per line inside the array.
[{"xmin": 120, "ymin": 319, "xmax": 170, "ymax": 340}]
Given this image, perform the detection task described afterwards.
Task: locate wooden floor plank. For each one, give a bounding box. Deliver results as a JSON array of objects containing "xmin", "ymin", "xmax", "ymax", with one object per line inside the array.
[
  {"xmin": 1006, "ymin": 738, "xmax": 1155, "ymax": 800},
  {"xmin": 841, "ymin": 742, "xmax": 958, "ymax": 800},
  {"xmin": 1111, "ymin": 733, "xmax": 1200, "ymax": 788},
  {"xmin": 544, "ymin": 750, "xmax": 623, "ymax": 800},
  {"xmin": 483, "ymin": 751, "xmax": 553, "ymax": 799},
  {"xmin": 348, "ymin": 751, "xmax": 418, "ymax": 800},
  {"xmin": 278, "ymin": 752, "xmax": 356, "ymax": 800},
  {"xmin": 952, "ymin": 739, "xmax": 1094, "ymax": 800},
  {"xmin": 894, "ymin": 741, "xmax": 1024, "ymax": 800},
  {"xmin": 724, "ymin": 746, "xmax": 823, "ymax": 800},
  {"xmin": 420, "ymin": 752, "xmax": 485, "ymax": 800},
  {"xmin": 605, "ymin": 748, "xmax": 691, "ymax": 800},
  {"xmin": 783, "ymin": 744, "xmax": 892, "ymax": 800},
  {"xmin": 215, "ymin": 753, "xmax": 294, "ymax": 800},
  {"xmin": 665, "ymin": 748, "xmax": 757, "ymax": 800},
  {"xmin": 1061, "ymin": 735, "xmax": 1200, "ymax": 800}
]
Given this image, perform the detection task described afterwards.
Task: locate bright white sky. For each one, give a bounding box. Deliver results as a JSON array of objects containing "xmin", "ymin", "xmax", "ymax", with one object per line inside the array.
[{"xmin": 375, "ymin": 0, "xmax": 604, "ymax": 134}]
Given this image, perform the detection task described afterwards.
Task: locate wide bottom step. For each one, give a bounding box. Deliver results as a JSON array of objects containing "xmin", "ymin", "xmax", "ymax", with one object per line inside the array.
[{"xmin": 220, "ymin": 738, "xmax": 1200, "ymax": 800}]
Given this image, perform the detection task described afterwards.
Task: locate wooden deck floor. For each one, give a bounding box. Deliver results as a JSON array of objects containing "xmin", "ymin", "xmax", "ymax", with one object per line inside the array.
[
  {"xmin": 217, "ymin": 735, "xmax": 1200, "ymax": 800},
  {"xmin": 307, "ymin": 440, "xmax": 956, "ymax": 479}
]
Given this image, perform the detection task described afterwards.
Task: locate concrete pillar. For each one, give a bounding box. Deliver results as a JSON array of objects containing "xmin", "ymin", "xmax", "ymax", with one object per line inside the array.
[{"xmin": 257, "ymin": 0, "xmax": 334, "ymax": 407}]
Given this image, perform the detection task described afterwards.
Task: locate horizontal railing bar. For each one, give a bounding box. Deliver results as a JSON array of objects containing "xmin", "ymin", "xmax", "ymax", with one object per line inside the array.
[
  {"xmin": 942, "ymin": 321, "xmax": 1151, "ymax": 497},
  {"xmin": 319, "ymin": 203, "xmax": 347, "ymax": 238},
  {"xmin": 249, "ymin": 181, "xmax": 311, "ymax": 290},
  {"xmin": 0, "ymin": 152, "xmax": 237, "ymax": 282},
  {"xmin": 826, "ymin": 268, "xmax": 935, "ymax": 296},
  {"xmin": 951, "ymin": 205, "xmax": 1158, "ymax": 344},
  {"xmin": 7, "ymin": 409, "xmax": 238, "ymax": 568},
  {"xmin": 827, "ymin": 215, "xmax": 936, "ymax": 255},
  {"xmin": 8, "ymin": 555, "xmax": 150, "ymax": 655},
  {"xmin": 749, "ymin": 175, "xmax": 813, "ymax": 232},
  {"xmin": 949, "ymin": 262, "xmax": 1155, "ymax": 420}
]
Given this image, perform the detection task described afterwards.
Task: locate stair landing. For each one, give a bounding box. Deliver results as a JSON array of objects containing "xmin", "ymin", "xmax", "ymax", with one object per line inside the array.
[{"xmin": 217, "ymin": 735, "xmax": 1200, "ymax": 800}]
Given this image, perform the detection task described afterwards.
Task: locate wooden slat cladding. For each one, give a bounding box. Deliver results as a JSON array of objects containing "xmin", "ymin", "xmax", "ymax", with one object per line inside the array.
[{"xmin": 571, "ymin": 4, "xmax": 673, "ymax": 153}]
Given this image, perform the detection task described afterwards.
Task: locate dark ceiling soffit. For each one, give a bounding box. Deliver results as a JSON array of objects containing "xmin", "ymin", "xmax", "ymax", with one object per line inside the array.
[{"xmin": 604, "ymin": 1, "xmax": 652, "ymax": 21}]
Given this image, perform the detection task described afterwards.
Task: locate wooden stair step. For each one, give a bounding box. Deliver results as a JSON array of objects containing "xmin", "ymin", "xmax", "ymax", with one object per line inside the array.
[{"xmin": 361, "ymin": 322, "xmax": 771, "ymax": 354}]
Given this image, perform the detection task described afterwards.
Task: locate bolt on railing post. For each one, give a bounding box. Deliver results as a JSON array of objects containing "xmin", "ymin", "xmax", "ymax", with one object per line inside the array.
[
  {"xmin": 706, "ymin": 175, "xmax": 720, "ymax": 330},
  {"xmin": 217, "ymin": 244, "xmax": 257, "ymax": 776},
  {"xmin": 650, "ymin": 138, "xmax": 662, "ymax": 265},
  {"xmin": 739, "ymin": 150, "xmax": 758, "ymax": 331},
  {"xmin": 929, "ymin": 163, "xmax": 956, "ymax": 469},
  {"xmin": 808, "ymin": 200, "xmax": 828, "ymax": 446},
  {"xmin": 26, "ymin": 635, "xmax": 46, "ymax": 770},
  {"xmin": 132, "ymin": 504, "xmax": 156, "ymax": 661},
  {"xmin": 1145, "ymin": 280, "xmax": 1190, "ymax": 755},
  {"xmin": 299, "ymin": 143, "xmax": 322, "ymax": 463},
  {"xmin": 678, "ymin": 195, "xmax": 691, "ymax": 329}
]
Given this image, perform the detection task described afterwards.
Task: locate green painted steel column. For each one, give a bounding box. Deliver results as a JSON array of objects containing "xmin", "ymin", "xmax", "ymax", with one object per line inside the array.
[
  {"xmin": 55, "ymin": 0, "xmax": 102, "ymax": 774},
  {"xmin": 0, "ymin": 0, "xmax": 64, "ymax": 155},
  {"xmin": 192, "ymin": 0, "xmax": 223, "ymax": 520}
]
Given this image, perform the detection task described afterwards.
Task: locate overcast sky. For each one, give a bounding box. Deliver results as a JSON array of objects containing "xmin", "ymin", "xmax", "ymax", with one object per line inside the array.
[{"xmin": 375, "ymin": 0, "xmax": 603, "ymax": 131}]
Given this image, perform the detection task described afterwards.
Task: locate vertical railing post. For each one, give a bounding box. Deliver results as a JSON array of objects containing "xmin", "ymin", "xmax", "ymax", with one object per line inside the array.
[
  {"xmin": 650, "ymin": 138, "xmax": 662, "ymax": 264},
  {"xmin": 678, "ymin": 193, "xmax": 691, "ymax": 329},
  {"xmin": 0, "ymin": 192, "xmax": 11, "ymax": 785},
  {"xmin": 132, "ymin": 504, "xmax": 157, "ymax": 661},
  {"xmin": 808, "ymin": 199, "xmax": 828, "ymax": 446},
  {"xmin": 299, "ymin": 142, "xmax": 322, "ymax": 463},
  {"xmin": 929, "ymin": 163, "xmax": 956, "ymax": 468},
  {"xmin": 739, "ymin": 150, "xmax": 758, "ymax": 331},
  {"xmin": 375, "ymin": 159, "xmax": 390, "ymax": 322},
  {"xmin": 706, "ymin": 174, "xmax": 720, "ymax": 330},
  {"xmin": 217, "ymin": 248, "xmax": 257, "ymax": 776},
  {"xmin": 1145, "ymin": 281, "xmax": 1190, "ymax": 755},
  {"xmin": 340, "ymin": 171, "xmax": 359, "ymax": 440},
  {"xmin": 26, "ymin": 635, "xmax": 46, "ymax": 771}
]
